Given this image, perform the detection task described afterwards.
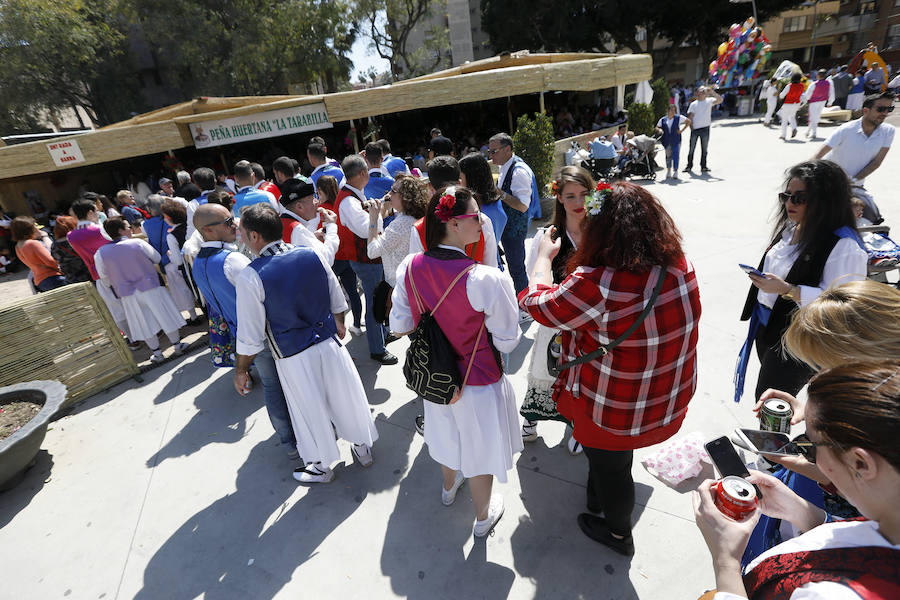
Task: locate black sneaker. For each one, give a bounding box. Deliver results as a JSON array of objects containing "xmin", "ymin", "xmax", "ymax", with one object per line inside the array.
[
  {"xmin": 384, "ymin": 333, "xmax": 399, "ymax": 345},
  {"xmin": 701, "ymin": 167, "xmax": 711, "ymax": 173},
  {"xmin": 577, "ymin": 513, "xmax": 635, "ymax": 556},
  {"xmin": 683, "ymin": 165, "xmax": 692, "ymax": 172},
  {"xmin": 371, "ymin": 351, "xmax": 398, "ymax": 365},
  {"xmin": 414, "ymin": 415, "xmax": 424, "ymax": 436}
]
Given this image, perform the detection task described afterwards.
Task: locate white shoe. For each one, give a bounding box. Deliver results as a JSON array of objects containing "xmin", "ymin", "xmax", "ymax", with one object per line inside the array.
[
  {"xmin": 521, "ymin": 419, "xmax": 538, "ymax": 443},
  {"xmin": 441, "ymin": 471, "xmax": 466, "ymax": 506},
  {"xmin": 351, "ymin": 443, "xmax": 373, "ymax": 467},
  {"xmin": 672, "ymin": 172, "xmax": 679, "ymax": 180},
  {"xmin": 567, "ymin": 435, "xmax": 583, "ymax": 456},
  {"xmin": 474, "ymin": 494, "xmax": 505, "ymax": 538},
  {"xmin": 150, "ymin": 350, "xmax": 165, "ymax": 364},
  {"xmin": 348, "ymin": 324, "xmax": 363, "ymax": 336},
  {"xmin": 293, "ymin": 463, "xmax": 335, "ymax": 483},
  {"xmin": 173, "ymin": 342, "xmax": 190, "ymax": 355}
]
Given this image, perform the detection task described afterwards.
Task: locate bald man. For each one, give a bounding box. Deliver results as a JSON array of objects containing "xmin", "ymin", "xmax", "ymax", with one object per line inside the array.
[{"xmin": 191, "ymin": 204, "xmax": 298, "ymax": 458}]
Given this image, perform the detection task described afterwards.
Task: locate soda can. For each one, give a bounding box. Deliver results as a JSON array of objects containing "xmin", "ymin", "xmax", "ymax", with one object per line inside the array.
[
  {"xmin": 760, "ymin": 399, "xmax": 792, "ymax": 434},
  {"xmin": 714, "ymin": 476, "xmax": 758, "ymax": 521}
]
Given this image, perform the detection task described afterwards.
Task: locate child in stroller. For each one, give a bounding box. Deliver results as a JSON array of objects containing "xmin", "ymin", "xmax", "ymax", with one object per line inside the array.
[
  {"xmin": 618, "ymin": 134, "xmax": 660, "ymax": 180},
  {"xmin": 852, "ymin": 197, "xmax": 900, "ymax": 273}
]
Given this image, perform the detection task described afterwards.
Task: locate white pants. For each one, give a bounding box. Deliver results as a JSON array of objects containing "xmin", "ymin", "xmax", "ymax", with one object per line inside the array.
[
  {"xmin": 780, "ymin": 103, "xmax": 800, "ymax": 138},
  {"xmin": 847, "ymin": 93, "xmax": 864, "ymax": 111},
  {"xmin": 807, "ymin": 101, "xmax": 826, "ymax": 137},
  {"xmin": 764, "ymin": 98, "xmax": 777, "ymax": 124}
]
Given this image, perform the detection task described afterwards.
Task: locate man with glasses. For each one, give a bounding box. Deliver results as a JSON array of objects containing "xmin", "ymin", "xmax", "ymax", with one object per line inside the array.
[
  {"xmin": 813, "ymin": 91, "xmax": 896, "ymax": 223},
  {"xmin": 191, "ymin": 203, "xmax": 298, "ymax": 460}
]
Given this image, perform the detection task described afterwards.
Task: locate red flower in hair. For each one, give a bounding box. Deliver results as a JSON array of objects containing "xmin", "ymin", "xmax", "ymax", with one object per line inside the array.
[{"xmin": 434, "ymin": 191, "xmax": 457, "ymax": 223}]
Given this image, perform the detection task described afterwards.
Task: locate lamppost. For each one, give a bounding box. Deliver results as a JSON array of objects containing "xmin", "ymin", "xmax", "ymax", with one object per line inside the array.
[
  {"xmin": 729, "ymin": 0, "xmax": 758, "ymax": 25},
  {"xmin": 803, "ymin": 0, "xmax": 821, "ymax": 71}
]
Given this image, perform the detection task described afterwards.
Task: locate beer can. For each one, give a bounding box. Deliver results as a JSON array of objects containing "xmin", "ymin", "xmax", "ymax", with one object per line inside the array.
[
  {"xmin": 714, "ymin": 476, "xmax": 758, "ymax": 521},
  {"xmin": 760, "ymin": 399, "xmax": 792, "ymax": 434}
]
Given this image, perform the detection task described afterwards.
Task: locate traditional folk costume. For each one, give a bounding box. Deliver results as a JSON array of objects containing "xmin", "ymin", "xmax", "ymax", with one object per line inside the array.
[
  {"xmin": 235, "ymin": 241, "xmax": 377, "ymax": 478},
  {"xmin": 164, "ymin": 222, "xmax": 201, "ymax": 317},
  {"xmin": 94, "ymin": 237, "xmax": 186, "ymax": 353},
  {"xmin": 802, "ymin": 78, "xmax": 835, "ymax": 138},
  {"xmin": 778, "ymin": 82, "xmax": 805, "ymax": 140},
  {"xmin": 390, "ymin": 247, "xmax": 523, "ymax": 482},
  {"xmin": 279, "ymin": 208, "xmax": 339, "ymax": 266}
]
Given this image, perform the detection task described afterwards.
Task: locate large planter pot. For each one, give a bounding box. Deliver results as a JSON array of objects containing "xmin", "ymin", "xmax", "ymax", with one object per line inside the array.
[{"xmin": 0, "ymin": 380, "xmax": 67, "ymax": 491}]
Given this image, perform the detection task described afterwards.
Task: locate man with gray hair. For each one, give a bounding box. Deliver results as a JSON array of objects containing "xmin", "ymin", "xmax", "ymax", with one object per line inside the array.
[
  {"xmin": 175, "ymin": 170, "xmax": 201, "ymax": 202},
  {"xmin": 684, "ymin": 86, "xmax": 723, "ymax": 173},
  {"xmin": 334, "ymin": 154, "xmax": 396, "ymax": 364}
]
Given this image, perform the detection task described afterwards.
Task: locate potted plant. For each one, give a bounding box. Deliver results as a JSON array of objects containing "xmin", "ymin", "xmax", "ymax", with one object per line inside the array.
[{"xmin": 0, "ymin": 380, "xmax": 67, "ymax": 490}]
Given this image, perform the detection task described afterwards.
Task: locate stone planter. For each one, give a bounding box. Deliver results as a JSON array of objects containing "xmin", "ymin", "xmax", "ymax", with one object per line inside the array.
[{"xmin": 0, "ymin": 380, "xmax": 67, "ymax": 491}]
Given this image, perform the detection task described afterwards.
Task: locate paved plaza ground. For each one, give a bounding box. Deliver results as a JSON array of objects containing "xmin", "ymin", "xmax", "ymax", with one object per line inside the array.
[{"xmin": 1, "ymin": 113, "xmax": 898, "ymax": 600}]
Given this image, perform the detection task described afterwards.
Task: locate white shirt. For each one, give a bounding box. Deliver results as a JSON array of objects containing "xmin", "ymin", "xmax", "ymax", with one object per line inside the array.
[
  {"xmin": 185, "ymin": 190, "xmax": 215, "ymax": 239},
  {"xmin": 610, "ymin": 133, "xmax": 625, "ymax": 152},
  {"xmin": 389, "ymin": 245, "xmax": 521, "ymax": 354},
  {"xmin": 687, "ymin": 97, "xmax": 717, "ymax": 128},
  {"xmin": 196, "ymin": 241, "xmax": 248, "ymax": 285},
  {"xmin": 407, "ymin": 212, "xmax": 500, "ymax": 269},
  {"xmin": 338, "ymin": 183, "xmax": 383, "ymax": 238},
  {"xmin": 94, "ymin": 238, "xmax": 159, "ymax": 288},
  {"xmin": 166, "ymin": 233, "xmax": 183, "ymax": 266},
  {"xmin": 757, "ymin": 224, "xmax": 867, "ymax": 308},
  {"xmin": 280, "ymin": 207, "xmax": 339, "ymax": 266},
  {"xmin": 497, "ymin": 153, "xmax": 533, "ymax": 207},
  {"xmin": 367, "ymin": 213, "xmax": 416, "ymax": 287},
  {"xmin": 656, "ymin": 115, "xmax": 687, "ymax": 132},
  {"xmin": 824, "ymin": 118, "xmax": 895, "ymax": 185},
  {"xmin": 235, "ymin": 241, "xmax": 348, "ymax": 356},
  {"xmin": 714, "ymin": 520, "xmax": 899, "ymax": 600},
  {"xmin": 760, "ymin": 80, "xmax": 778, "ymax": 101}
]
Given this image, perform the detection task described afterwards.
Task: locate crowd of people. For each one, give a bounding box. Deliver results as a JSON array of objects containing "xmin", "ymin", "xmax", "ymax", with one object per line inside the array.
[{"xmin": 3, "ymin": 87, "xmax": 899, "ymax": 594}]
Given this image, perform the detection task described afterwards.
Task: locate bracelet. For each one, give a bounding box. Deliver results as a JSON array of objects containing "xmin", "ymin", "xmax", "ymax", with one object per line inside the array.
[
  {"xmin": 368, "ymin": 224, "xmax": 377, "ymax": 229},
  {"xmin": 780, "ymin": 285, "xmax": 799, "ymax": 302}
]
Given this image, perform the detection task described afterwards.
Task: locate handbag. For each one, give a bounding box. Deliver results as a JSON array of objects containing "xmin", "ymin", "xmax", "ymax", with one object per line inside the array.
[
  {"xmin": 547, "ymin": 267, "xmax": 667, "ymax": 377},
  {"xmin": 373, "ymin": 279, "xmax": 393, "ymax": 326},
  {"xmin": 403, "ymin": 263, "xmax": 485, "ymax": 405}
]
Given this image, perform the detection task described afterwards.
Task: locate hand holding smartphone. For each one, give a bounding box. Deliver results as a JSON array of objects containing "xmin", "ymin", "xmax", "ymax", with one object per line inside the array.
[
  {"xmin": 734, "ymin": 429, "xmax": 800, "ymax": 457},
  {"xmin": 739, "ymin": 263, "xmax": 766, "ymax": 278},
  {"xmin": 705, "ymin": 435, "xmax": 763, "ymax": 498}
]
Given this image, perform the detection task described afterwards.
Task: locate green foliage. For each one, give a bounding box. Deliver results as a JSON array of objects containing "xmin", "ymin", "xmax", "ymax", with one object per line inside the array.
[
  {"xmin": 624, "ymin": 91, "xmax": 635, "ymax": 111},
  {"xmin": 651, "ymin": 78, "xmax": 671, "ymax": 123},
  {"xmin": 356, "ymin": 0, "xmax": 450, "ymax": 79},
  {"xmin": 627, "ymin": 103, "xmax": 655, "ymax": 136},
  {"xmin": 512, "ymin": 113, "xmax": 554, "ymax": 192}
]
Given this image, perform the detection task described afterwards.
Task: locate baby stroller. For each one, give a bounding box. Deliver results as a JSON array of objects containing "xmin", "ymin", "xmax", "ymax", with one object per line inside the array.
[
  {"xmin": 581, "ymin": 157, "xmax": 617, "ymax": 182},
  {"xmin": 619, "ymin": 135, "xmax": 660, "ymax": 180},
  {"xmin": 859, "ymin": 224, "xmax": 900, "ymax": 286}
]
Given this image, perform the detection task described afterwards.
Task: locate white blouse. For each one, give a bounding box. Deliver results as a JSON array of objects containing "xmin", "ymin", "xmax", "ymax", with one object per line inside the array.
[
  {"xmin": 367, "ymin": 213, "xmax": 416, "ymax": 287},
  {"xmin": 757, "ymin": 225, "xmax": 867, "ymax": 309}
]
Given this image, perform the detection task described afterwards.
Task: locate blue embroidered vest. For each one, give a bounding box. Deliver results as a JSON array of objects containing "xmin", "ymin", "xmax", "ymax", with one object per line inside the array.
[
  {"xmin": 143, "ymin": 216, "xmax": 170, "ymax": 267},
  {"xmin": 192, "ymin": 246, "xmax": 238, "ymax": 333}
]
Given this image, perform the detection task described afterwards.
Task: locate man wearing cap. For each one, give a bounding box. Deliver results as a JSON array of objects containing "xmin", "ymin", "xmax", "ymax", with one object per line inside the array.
[
  {"xmin": 802, "ymin": 69, "xmax": 835, "ymax": 139},
  {"xmin": 234, "ymin": 203, "xmax": 378, "ymax": 483},
  {"xmin": 231, "ymin": 160, "xmax": 277, "ymax": 218},
  {"xmin": 191, "ymin": 203, "xmax": 298, "ymax": 459},
  {"xmin": 278, "ymin": 179, "xmax": 339, "ymax": 265}
]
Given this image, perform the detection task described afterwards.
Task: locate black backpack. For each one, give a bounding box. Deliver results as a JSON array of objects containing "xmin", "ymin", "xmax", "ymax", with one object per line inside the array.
[{"xmin": 403, "ymin": 263, "xmax": 485, "ymax": 405}]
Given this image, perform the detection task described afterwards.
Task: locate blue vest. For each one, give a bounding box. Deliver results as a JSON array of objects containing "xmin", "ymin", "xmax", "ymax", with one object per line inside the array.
[
  {"xmin": 231, "ymin": 187, "xmax": 273, "ymax": 218},
  {"xmin": 480, "ymin": 198, "xmax": 508, "ymax": 250},
  {"xmin": 850, "ymin": 77, "xmax": 865, "ymax": 94},
  {"xmin": 143, "ymin": 216, "xmax": 170, "ymax": 267},
  {"xmin": 364, "ymin": 170, "xmax": 394, "ymax": 200},
  {"xmin": 383, "ymin": 155, "xmax": 409, "ymax": 177},
  {"xmin": 249, "ymin": 247, "xmax": 337, "ymax": 359},
  {"xmin": 500, "ymin": 156, "xmax": 542, "ymax": 235},
  {"xmin": 192, "ymin": 246, "xmax": 238, "ymax": 334},
  {"xmin": 659, "ymin": 116, "xmax": 683, "ymax": 148},
  {"xmin": 310, "ymin": 165, "xmax": 344, "ymax": 189}
]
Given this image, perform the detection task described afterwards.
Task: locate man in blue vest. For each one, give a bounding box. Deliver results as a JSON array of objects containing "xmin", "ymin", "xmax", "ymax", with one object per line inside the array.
[
  {"xmin": 234, "ymin": 203, "xmax": 378, "ymax": 483},
  {"xmin": 376, "ymin": 138, "xmax": 410, "ymax": 177},
  {"xmin": 231, "ymin": 160, "xmax": 277, "ymax": 218},
  {"xmin": 363, "ymin": 142, "xmax": 395, "ymax": 200},
  {"xmin": 489, "ymin": 132, "xmax": 542, "ymax": 300},
  {"xmin": 307, "ymin": 142, "xmax": 344, "ymax": 189},
  {"xmin": 191, "ymin": 203, "xmax": 297, "ymax": 459}
]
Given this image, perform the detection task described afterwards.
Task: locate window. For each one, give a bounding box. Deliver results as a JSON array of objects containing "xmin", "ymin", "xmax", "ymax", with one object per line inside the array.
[
  {"xmin": 783, "ymin": 16, "xmax": 808, "ymax": 33},
  {"xmin": 888, "ymin": 24, "xmax": 900, "ymax": 49}
]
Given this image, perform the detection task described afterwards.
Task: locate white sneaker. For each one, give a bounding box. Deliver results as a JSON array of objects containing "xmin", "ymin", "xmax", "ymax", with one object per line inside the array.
[
  {"xmin": 441, "ymin": 471, "xmax": 466, "ymax": 506},
  {"xmin": 521, "ymin": 419, "xmax": 538, "ymax": 443},
  {"xmin": 173, "ymin": 342, "xmax": 190, "ymax": 355},
  {"xmin": 150, "ymin": 350, "xmax": 165, "ymax": 364},
  {"xmin": 348, "ymin": 324, "xmax": 363, "ymax": 336},
  {"xmin": 351, "ymin": 443, "xmax": 373, "ymax": 467},
  {"xmin": 567, "ymin": 435, "xmax": 583, "ymax": 456},
  {"xmin": 293, "ymin": 463, "xmax": 334, "ymax": 483},
  {"xmin": 474, "ymin": 494, "xmax": 504, "ymax": 538}
]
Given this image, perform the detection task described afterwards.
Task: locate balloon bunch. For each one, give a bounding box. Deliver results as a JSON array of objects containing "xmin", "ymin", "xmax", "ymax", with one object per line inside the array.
[{"xmin": 708, "ymin": 17, "xmax": 773, "ymax": 88}]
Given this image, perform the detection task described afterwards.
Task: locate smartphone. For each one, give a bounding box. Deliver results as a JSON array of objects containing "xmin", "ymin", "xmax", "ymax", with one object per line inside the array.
[
  {"xmin": 705, "ymin": 436, "xmax": 751, "ymax": 478},
  {"xmin": 739, "ymin": 263, "xmax": 765, "ymax": 277},
  {"xmin": 735, "ymin": 429, "xmax": 800, "ymax": 457}
]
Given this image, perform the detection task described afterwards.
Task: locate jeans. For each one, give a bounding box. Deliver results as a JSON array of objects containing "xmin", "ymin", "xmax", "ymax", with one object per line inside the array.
[
  {"xmin": 584, "ymin": 446, "xmax": 635, "ymax": 536},
  {"xmin": 36, "ymin": 275, "xmax": 67, "ymax": 292},
  {"xmin": 254, "ymin": 347, "xmax": 296, "ymax": 446},
  {"xmin": 501, "ymin": 227, "xmax": 528, "ymax": 295},
  {"xmin": 686, "ymin": 126, "xmax": 710, "ymax": 169},
  {"xmin": 664, "ymin": 142, "xmax": 681, "ymax": 171},
  {"xmin": 350, "ymin": 260, "xmax": 388, "ymax": 355},
  {"xmin": 332, "ymin": 260, "xmax": 362, "ymax": 327}
]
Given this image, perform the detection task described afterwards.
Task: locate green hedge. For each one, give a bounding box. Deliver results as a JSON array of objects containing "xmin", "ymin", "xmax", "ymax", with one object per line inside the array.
[
  {"xmin": 513, "ymin": 113, "xmax": 554, "ymax": 192},
  {"xmin": 627, "ymin": 102, "xmax": 656, "ymax": 136}
]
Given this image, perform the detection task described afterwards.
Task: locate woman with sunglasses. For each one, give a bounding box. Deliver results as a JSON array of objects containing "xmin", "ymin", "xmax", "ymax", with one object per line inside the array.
[
  {"xmin": 734, "ymin": 160, "xmax": 867, "ymax": 407},
  {"xmin": 390, "ymin": 186, "xmax": 522, "ymax": 538},
  {"xmin": 693, "ymin": 360, "xmax": 900, "ymax": 600}
]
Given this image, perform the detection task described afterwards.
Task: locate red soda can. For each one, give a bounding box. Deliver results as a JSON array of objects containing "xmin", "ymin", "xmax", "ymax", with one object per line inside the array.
[{"xmin": 714, "ymin": 476, "xmax": 758, "ymax": 521}]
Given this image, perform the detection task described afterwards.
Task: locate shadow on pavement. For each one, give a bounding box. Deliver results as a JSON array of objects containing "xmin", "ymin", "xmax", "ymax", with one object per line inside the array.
[{"xmin": 0, "ymin": 450, "xmax": 53, "ymax": 529}]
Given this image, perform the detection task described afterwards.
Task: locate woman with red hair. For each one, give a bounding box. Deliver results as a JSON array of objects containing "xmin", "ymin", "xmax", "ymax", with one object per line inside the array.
[{"xmin": 519, "ymin": 181, "xmax": 702, "ymax": 555}]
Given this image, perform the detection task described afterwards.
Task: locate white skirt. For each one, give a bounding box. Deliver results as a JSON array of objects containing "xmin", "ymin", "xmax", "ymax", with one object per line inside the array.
[
  {"xmin": 275, "ymin": 338, "xmax": 378, "ymax": 466},
  {"xmin": 95, "ymin": 279, "xmax": 130, "ymax": 339},
  {"xmin": 526, "ymin": 323, "xmax": 556, "ymax": 388},
  {"xmin": 164, "ymin": 262, "xmax": 196, "ymax": 313},
  {"xmin": 423, "ymin": 375, "xmax": 524, "ymax": 483},
  {"xmin": 846, "ymin": 92, "xmax": 864, "ymax": 111},
  {"xmin": 121, "ymin": 285, "xmax": 187, "ymax": 341}
]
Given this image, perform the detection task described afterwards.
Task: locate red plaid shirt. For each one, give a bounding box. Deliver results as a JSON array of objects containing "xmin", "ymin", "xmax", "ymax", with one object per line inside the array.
[{"xmin": 519, "ymin": 257, "xmax": 701, "ymax": 450}]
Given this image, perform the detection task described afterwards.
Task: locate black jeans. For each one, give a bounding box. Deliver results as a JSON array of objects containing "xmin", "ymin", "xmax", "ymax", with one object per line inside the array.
[
  {"xmin": 583, "ymin": 446, "xmax": 635, "ymax": 536},
  {"xmin": 754, "ymin": 329, "xmax": 815, "ymax": 401},
  {"xmin": 686, "ymin": 126, "xmax": 710, "ymax": 169}
]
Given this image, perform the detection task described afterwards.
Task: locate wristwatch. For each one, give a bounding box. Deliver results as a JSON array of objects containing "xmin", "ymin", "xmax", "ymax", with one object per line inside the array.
[{"xmin": 780, "ymin": 285, "xmax": 799, "ymax": 302}]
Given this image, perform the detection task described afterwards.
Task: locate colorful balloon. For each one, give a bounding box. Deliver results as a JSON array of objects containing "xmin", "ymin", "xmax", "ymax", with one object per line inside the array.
[{"xmin": 718, "ymin": 42, "xmax": 727, "ymax": 56}]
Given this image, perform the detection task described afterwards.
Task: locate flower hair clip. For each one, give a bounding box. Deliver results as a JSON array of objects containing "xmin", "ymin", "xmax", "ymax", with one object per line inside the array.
[
  {"xmin": 434, "ymin": 186, "xmax": 457, "ymax": 223},
  {"xmin": 584, "ymin": 182, "xmax": 613, "ymax": 216},
  {"xmin": 550, "ymin": 179, "xmax": 560, "ymax": 196}
]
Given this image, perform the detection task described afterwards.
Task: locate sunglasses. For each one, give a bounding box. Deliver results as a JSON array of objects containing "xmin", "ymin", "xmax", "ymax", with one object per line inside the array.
[
  {"xmin": 873, "ymin": 105, "xmax": 895, "ymax": 113},
  {"xmin": 487, "ymin": 149, "xmax": 501, "ymax": 155},
  {"xmin": 792, "ymin": 433, "xmax": 837, "ymax": 464},
  {"xmin": 454, "ymin": 211, "xmax": 481, "ymax": 221},
  {"xmin": 778, "ymin": 191, "xmax": 808, "ymax": 206},
  {"xmin": 204, "ymin": 216, "xmax": 235, "ymax": 228}
]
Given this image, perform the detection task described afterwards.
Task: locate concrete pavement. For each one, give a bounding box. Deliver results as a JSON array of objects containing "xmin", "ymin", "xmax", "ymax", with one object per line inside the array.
[{"xmin": 1, "ymin": 113, "xmax": 898, "ymax": 600}]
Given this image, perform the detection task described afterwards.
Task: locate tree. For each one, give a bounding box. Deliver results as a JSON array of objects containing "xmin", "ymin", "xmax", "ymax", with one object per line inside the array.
[
  {"xmin": 0, "ymin": 0, "xmax": 142, "ymax": 129},
  {"xmin": 354, "ymin": 0, "xmax": 450, "ymax": 79}
]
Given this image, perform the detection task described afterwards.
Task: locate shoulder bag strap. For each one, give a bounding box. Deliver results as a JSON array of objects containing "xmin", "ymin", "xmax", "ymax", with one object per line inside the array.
[
  {"xmin": 458, "ymin": 319, "xmax": 486, "ymax": 398},
  {"xmin": 557, "ymin": 266, "xmax": 667, "ymax": 372},
  {"xmin": 408, "ymin": 261, "xmax": 475, "ymax": 316}
]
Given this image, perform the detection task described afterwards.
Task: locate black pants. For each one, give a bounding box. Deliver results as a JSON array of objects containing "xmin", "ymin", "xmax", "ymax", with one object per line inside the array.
[
  {"xmin": 583, "ymin": 446, "xmax": 634, "ymax": 536},
  {"xmin": 754, "ymin": 329, "xmax": 815, "ymax": 401}
]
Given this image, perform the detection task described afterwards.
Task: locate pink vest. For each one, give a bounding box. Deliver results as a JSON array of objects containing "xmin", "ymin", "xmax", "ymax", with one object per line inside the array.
[
  {"xmin": 67, "ymin": 225, "xmax": 108, "ymax": 280},
  {"xmin": 95, "ymin": 238, "xmax": 161, "ymax": 297},
  {"xmin": 810, "ymin": 79, "xmax": 831, "ymax": 103},
  {"xmin": 404, "ymin": 253, "xmax": 502, "ymax": 386}
]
